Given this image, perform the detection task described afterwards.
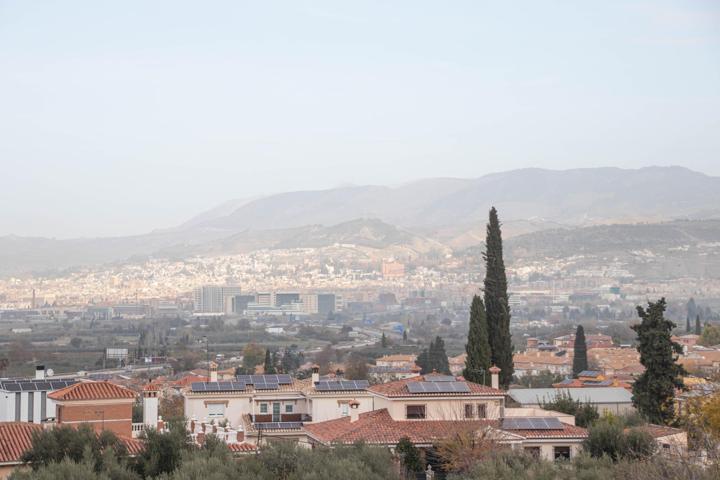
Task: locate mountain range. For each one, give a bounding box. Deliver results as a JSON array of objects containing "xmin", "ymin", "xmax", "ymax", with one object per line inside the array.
[{"xmin": 3, "ymin": 166, "xmax": 720, "ymax": 276}]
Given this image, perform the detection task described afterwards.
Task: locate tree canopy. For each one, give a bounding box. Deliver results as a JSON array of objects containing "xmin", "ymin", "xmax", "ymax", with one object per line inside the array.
[{"xmin": 464, "ymin": 295, "xmax": 491, "ymax": 385}]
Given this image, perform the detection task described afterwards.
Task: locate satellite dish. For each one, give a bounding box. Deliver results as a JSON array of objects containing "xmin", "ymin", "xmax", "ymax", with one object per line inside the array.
[{"xmin": 46, "ymin": 369, "xmax": 54, "ymax": 377}]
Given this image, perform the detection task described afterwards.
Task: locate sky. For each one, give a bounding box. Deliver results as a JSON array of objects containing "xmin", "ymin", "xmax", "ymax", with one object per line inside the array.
[{"xmin": 1, "ymin": 1, "xmax": 719, "ymax": 238}]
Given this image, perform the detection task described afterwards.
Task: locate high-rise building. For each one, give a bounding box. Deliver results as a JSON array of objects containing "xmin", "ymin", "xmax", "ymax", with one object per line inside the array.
[{"xmin": 193, "ymin": 286, "xmax": 242, "ymax": 313}]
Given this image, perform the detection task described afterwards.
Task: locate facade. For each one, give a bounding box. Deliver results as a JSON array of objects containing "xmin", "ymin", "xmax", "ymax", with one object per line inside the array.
[
  {"xmin": 193, "ymin": 285, "xmax": 242, "ymax": 313},
  {"xmin": 302, "ymin": 374, "xmax": 588, "ymax": 461},
  {"xmin": 0, "ymin": 367, "xmax": 76, "ymax": 424},
  {"xmin": 48, "ymin": 381, "xmax": 137, "ymax": 437}
]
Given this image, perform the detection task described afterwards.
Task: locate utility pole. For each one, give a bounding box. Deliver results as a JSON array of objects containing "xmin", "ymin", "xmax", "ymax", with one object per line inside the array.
[{"xmin": 204, "ymin": 335, "xmax": 210, "ymax": 378}]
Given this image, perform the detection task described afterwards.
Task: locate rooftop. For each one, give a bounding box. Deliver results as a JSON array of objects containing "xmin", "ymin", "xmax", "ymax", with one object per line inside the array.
[
  {"xmin": 508, "ymin": 387, "xmax": 633, "ymax": 405},
  {"xmin": 48, "ymin": 381, "xmax": 137, "ymax": 401},
  {"xmin": 369, "ymin": 375, "xmax": 505, "ymax": 398}
]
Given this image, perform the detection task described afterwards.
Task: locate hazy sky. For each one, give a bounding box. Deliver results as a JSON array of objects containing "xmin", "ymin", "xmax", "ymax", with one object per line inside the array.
[{"xmin": 1, "ymin": 1, "xmax": 719, "ymax": 238}]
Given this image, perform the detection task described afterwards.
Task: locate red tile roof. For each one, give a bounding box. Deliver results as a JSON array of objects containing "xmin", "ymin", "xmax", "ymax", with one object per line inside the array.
[
  {"xmin": 368, "ymin": 375, "xmax": 505, "ymax": 397},
  {"xmin": 0, "ymin": 422, "xmax": 144, "ymax": 464},
  {"xmin": 48, "ymin": 381, "xmax": 137, "ymax": 401},
  {"xmin": 228, "ymin": 442, "xmax": 257, "ymax": 453},
  {"xmin": 304, "ymin": 409, "xmax": 499, "ymax": 445},
  {"xmin": 0, "ymin": 422, "xmax": 40, "ymax": 464},
  {"xmin": 504, "ymin": 424, "xmax": 588, "ymax": 439},
  {"xmin": 631, "ymin": 424, "xmax": 684, "ymax": 439}
]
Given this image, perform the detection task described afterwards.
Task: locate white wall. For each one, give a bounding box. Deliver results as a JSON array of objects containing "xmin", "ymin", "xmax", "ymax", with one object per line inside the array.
[{"xmin": 309, "ymin": 396, "xmax": 374, "ymax": 423}]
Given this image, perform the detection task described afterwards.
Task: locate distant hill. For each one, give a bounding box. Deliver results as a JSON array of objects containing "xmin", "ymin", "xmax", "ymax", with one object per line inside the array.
[
  {"xmin": 193, "ymin": 166, "xmax": 720, "ymax": 232},
  {"xmin": 2, "ymin": 166, "xmax": 720, "ymax": 275}
]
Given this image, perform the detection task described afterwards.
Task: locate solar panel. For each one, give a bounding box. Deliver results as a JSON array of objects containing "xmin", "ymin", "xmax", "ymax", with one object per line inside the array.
[
  {"xmin": 191, "ymin": 381, "xmax": 246, "ymax": 392},
  {"xmin": 253, "ymin": 382, "xmax": 279, "ymax": 390},
  {"xmin": 407, "ymin": 381, "xmax": 470, "ymax": 393},
  {"xmin": 3, "ymin": 383, "xmax": 20, "ymax": 392},
  {"xmin": 236, "ymin": 374, "xmax": 293, "ymax": 385},
  {"xmin": 315, "ymin": 380, "xmax": 369, "ymax": 391},
  {"xmin": 20, "ymin": 382, "xmax": 37, "ymax": 391},
  {"xmin": 256, "ymin": 422, "xmax": 302, "ymax": 430},
  {"xmin": 501, "ymin": 417, "xmax": 564, "ymax": 430},
  {"xmin": 424, "ymin": 375, "xmax": 455, "ymax": 382}
]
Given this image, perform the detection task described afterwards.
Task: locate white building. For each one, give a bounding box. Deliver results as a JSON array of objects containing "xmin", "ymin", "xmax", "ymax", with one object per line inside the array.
[{"xmin": 0, "ymin": 367, "xmax": 77, "ymax": 424}]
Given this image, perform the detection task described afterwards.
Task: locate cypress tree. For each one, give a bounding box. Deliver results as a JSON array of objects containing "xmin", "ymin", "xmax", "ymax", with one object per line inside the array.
[
  {"xmin": 381, "ymin": 332, "xmax": 388, "ymax": 348},
  {"xmin": 483, "ymin": 207, "xmax": 514, "ymax": 388},
  {"xmin": 572, "ymin": 325, "xmax": 588, "ymax": 377},
  {"xmin": 686, "ymin": 315, "xmax": 691, "ymax": 334},
  {"xmin": 263, "ymin": 349, "xmax": 276, "ymax": 374},
  {"xmin": 695, "ymin": 314, "xmax": 702, "ymax": 336},
  {"xmin": 431, "ymin": 336, "xmax": 450, "ymax": 374},
  {"xmin": 417, "ymin": 341, "xmax": 432, "ymax": 374},
  {"xmin": 631, "ymin": 298, "xmax": 686, "ymax": 424},
  {"xmin": 464, "ymin": 295, "xmax": 491, "ymax": 384}
]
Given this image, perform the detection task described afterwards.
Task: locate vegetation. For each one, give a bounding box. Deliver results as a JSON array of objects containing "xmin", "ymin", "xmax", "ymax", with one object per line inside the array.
[
  {"xmin": 699, "ymin": 324, "xmax": 720, "ymax": 347},
  {"xmin": 396, "ymin": 437, "xmax": 424, "ymax": 475},
  {"xmin": 572, "ymin": 325, "xmax": 588, "ymax": 377},
  {"xmin": 483, "ymin": 207, "xmax": 514, "ymax": 388},
  {"xmin": 513, "ymin": 370, "xmax": 564, "ymax": 388},
  {"xmin": 417, "ymin": 336, "xmax": 450, "ymax": 374},
  {"xmin": 631, "ymin": 298, "xmax": 686, "ymax": 424},
  {"xmin": 541, "ymin": 390, "xmax": 599, "ymax": 428},
  {"xmin": 584, "ymin": 418, "xmax": 656, "ymax": 461},
  {"xmin": 463, "ymin": 295, "xmax": 491, "ymax": 385}
]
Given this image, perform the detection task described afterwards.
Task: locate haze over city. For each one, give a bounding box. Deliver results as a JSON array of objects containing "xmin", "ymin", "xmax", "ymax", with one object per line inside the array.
[{"xmin": 1, "ymin": 1, "xmax": 719, "ymax": 237}]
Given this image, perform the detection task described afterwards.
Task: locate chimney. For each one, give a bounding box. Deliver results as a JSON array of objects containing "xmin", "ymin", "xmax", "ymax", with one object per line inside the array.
[
  {"xmin": 157, "ymin": 416, "xmax": 165, "ymax": 432},
  {"xmin": 142, "ymin": 384, "xmax": 159, "ymax": 429},
  {"xmin": 209, "ymin": 361, "xmax": 218, "ymax": 382},
  {"xmin": 226, "ymin": 429, "xmax": 237, "ymax": 444},
  {"xmin": 311, "ymin": 364, "xmax": 320, "ymax": 384},
  {"xmin": 349, "ymin": 400, "xmax": 360, "ymax": 423},
  {"xmin": 489, "ymin": 365, "xmax": 501, "ymax": 390},
  {"xmin": 35, "ymin": 366, "xmax": 46, "ymax": 380}
]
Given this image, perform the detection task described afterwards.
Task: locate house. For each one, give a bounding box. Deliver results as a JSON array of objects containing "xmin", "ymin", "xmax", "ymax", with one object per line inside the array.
[
  {"xmin": 0, "ymin": 422, "xmax": 144, "ymax": 479},
  {"xmin": 375, "ymin": 354, "xmax": 417, "ymax": 370},
  {"xmin": 513, "ymin": 351, "xmax": 572, "ymax": 377},
  {"xmin": 0, "ymin": 366, "xmax": 77, "ymax": 423},
  {"xmin": 48, "ymin": 381, "xmax": 137, "ymax": 437},
  {"xmin": 302, "ymin": 371, "xmax": 588, "ymax": 461},
  {"xmin": 368, "ymin": 365, "xmax": 421, "ymax": 383},
  {"xmin": 634, "ymin": 424, "xmax": 687, "ymax": 458},
  {"xmin": 507, "ymin": 387, "xmax": 634, "ymax": 415},
  {"xmin": 553, "ymin": 333, "xmax": 613, "ymax": 350},
  {"xmin": 552, "ymin": 371, "xmax": 632, "ymax": 390}
]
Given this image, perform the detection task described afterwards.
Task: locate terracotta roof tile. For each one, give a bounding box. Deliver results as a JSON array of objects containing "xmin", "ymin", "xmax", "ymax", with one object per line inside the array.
[
  {"xmin": 48, "ymin": 381, "xmax": 137, "ymax": 401},
  {"xmin": 0, "ymin": 422, "xmax": 41, "ymax": 464},
  {"xmin": 304, "ymin": 409, "xmax": 499, "ymax": 445},
  {"xmin": 0, "ymin": 422, "xmax": 144, "ymax": 464},
  {"xmin": 228, "ymin": 442, "xmax": 257, "ymax": 453},
  {"xmin": 505, "ymin": 424, "xmax": 588, "ymax": 439},
  {"xmin": 368, "ymin": 375, "xmax": 505, "ymax": 397}
]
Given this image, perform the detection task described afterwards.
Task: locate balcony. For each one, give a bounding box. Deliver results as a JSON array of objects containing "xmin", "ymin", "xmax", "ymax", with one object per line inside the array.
[{"xmin": 250, "ymin": 413, "xmax": 312, "ymax": 424}]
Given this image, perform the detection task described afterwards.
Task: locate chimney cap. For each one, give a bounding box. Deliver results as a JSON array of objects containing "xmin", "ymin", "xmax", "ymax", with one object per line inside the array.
[
  {"xmin": 489, "ymin": 365, "xmax": 501, "ymax": 374},
  {"xmin": 349, "ymin": 400, "xmax": 360, "ymax": 409}
]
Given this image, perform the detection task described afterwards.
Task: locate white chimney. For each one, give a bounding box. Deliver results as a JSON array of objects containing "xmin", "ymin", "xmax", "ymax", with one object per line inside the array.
[
  {"xmin": 142, "ymin": 384, "xmax": 159, "ymax": 429},
  {"xmin": 209, "ymin": 361, "xmax": 218, "ymax": 382},
  {"xmin": 489, "ymin": 365, "xmax": 501, "ymax": 390},
  {"xmin": 311, "ymin": 364, "xmax": 320, "ymax": 385},
  {"xmin": 349, "ymin": 400, "xmax": 360, "ymax": 423},
  {"xmin": 35, "ymin": 365, "xmax": 46, "ymax": 380},
  {"xmin": 226, "ymin": 429, "xmax": 238, "ymax": 444}
]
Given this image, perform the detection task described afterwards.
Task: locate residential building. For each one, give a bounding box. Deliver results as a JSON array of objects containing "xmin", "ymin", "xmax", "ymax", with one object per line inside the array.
[
  {"xmin": 193, "ymin": 285, "xmax": 242, "ymax": 313},
  {"xmin": 0, "ymin": 367, "xmax": 77, "ymax": 424},
  {"xmin": 507, "ymin": 387, "xmax": 634, "ymax": 415}
]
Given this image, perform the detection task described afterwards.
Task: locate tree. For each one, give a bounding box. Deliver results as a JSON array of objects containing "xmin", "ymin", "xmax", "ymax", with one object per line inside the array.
[
  {"xmin": 314, "ymin": 344, "xmax": 334, "ymax": 375},
  {"xmin": 464, "ymin": 295, "xmax": 491, "ymax": 385},
  {"xmin": 242, "ymin": 343, "xmax": 265, "ymax": 372},
  {"xmin": 396, "ymin": 437, "xmax": 423, "ymax": 475},
  {"xmin": 631, "ymin": 298, "xmax": 686, "ymax": 424},
  {"xmin": 541, "ymin": 390, "xmax": 599, "ymax": 428},
  {"xmin": 584, "ymin": 419, "xmax": 656, "ymax": 462},
  {"xmin": 687, "ymin": 298, "xmax": 697, "ymax": 333},
  {"xmin": 402, "ymin": 330, "xmax": 407, "ymax": 342},
  {"xmin": 483, "ymin": 207, "xmax": 514, "ymax": 388},
  {"xmin": 344, "ymin": 353, "xmax": 369, "ymax": 380},
  {"xmin": 430, "ymin": 336, "xmax": 450, "ymax": 374},
  {"xmin": 135, "ymin": 419, "xmax": 192, "ymax": 478},
  {"xmin": 695, "ymin": 314, "xmax": 702, "ymax": 336},
  {"xmin": 700, "ymin": 324, "xmax": 720, "ymax": 347},
  {"xmin": 381, "ymin": 332, "xmax": 388, "ymax": 348},
  {"xmin": 70, "ymin": 337, "xmax": 83, "ymax": 349},
  {"xmin": 263, "ymin": 349, "xmax": 276, "ymax": 374},
  {"xmin": 21, "ymin": 424, "xmax": 128, "ymax": 472},
  {"xmin": 572, "ymin": 325, "xmax": 588, "ymax": 377}
]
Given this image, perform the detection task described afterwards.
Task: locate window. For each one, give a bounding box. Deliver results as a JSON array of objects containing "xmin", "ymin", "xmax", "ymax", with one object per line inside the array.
[
  {"xmin": 553, "ymin": 446, "xmax": 571, "ymax": 460},
  {"xmin": 476, "ymin": 403, "xmax": 487, "ymax": 419},
  {"xmin": 406, "ymin": 405, "xmax": 426, "ymax": 420},
  {"xmin": 341, "ymin": 403, "xmax": 349, "ymax": 417},
  {"xmin": 285, "ymin": 404, "xmax": 293, "ymax": 413},
  {"xmin": 259, "ymin": 403, "xmax": 268, "ymax": 414},
  {"xmin": 464, "ymin": 404, "xmax": 474, "ymax": 418},
  {"xmin": 208, "ymin": 403, "xmax": 225, "ymax": 418},
  {"xmin": 524, "ymin": 447, "xmax": 541, "ymax": 458}
]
